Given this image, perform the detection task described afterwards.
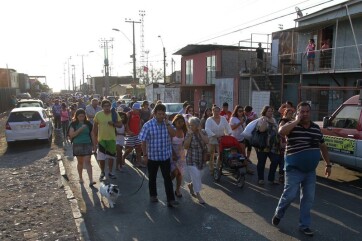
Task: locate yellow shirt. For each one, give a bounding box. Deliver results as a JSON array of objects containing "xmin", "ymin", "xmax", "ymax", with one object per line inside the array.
[{"xmin": 94, "ymin": 111, "xmax": 121, "ymax": 141}]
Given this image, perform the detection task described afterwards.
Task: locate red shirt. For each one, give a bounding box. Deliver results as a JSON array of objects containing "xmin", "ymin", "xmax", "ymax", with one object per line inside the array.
[{"xmin": 220, "ymin": 110, "xmax": 232, "ymax": 121}]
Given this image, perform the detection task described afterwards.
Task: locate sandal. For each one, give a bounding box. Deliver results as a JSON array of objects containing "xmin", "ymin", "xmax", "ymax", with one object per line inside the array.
[
  {"xmin": 89, "ymin": 181, "xmax": 96, "ymax": 187},
  {"xmin": 79, "ymin": 179, "xmax": 84, "ymax": 184},
  {"xmin": 174, "ymin": 190, "xmax": 183, "ymax": 198}
]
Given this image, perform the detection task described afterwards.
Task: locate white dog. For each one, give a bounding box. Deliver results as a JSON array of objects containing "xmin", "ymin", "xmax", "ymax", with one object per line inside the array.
[{"xmin": 100, "ymin": 182, "xmax": 120, "ymax": 208}]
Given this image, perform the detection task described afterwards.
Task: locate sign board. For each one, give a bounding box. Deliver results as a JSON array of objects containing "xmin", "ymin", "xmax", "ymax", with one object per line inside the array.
[
  {"xmin": 215, "ymin": 78, "xmax": 234, "ymax": 108},
  {"xmin": 324, "ymin": 136, "xmax": 355, "ymax": 155},
  {"xmin": 251, "ymin": 91, "xmax": 270, "ymax": 116}
]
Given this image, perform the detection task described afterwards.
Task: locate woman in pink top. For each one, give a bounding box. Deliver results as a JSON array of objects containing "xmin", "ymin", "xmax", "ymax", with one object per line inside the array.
[
  {"xmin": 304, "ymin": 38, "xmax": 316, "ymax": 71},
  {"xmin": 171, "ymin": 114, "xmax": 187, "ymax": 197},
  {"xmin": 60, "ymin": 102, "xmax": 70, "ymax": 142}
]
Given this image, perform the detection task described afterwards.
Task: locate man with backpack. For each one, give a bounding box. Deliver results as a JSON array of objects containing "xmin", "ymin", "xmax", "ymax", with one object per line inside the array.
[
  {"xmin": 122, "ymin": 102, "xmax": 145, "ymax": 167},
  {"xmin": 93, "ymin": 99, "xmax": 123, "ymax": 181}
]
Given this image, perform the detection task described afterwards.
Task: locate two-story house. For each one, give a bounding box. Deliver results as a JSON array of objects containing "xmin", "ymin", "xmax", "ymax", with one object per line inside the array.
[
  {"xmin": 174, "ymin": 44, "xmax": 258, "ymax": 114},
  {"xmin": 242, "ymin": 0, "xmax": 362, "ymax": 120}
]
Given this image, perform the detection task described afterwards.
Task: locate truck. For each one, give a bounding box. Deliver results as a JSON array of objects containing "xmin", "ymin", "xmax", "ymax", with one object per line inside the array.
[{"xmin": 321, "ymin": 81, "xmax": 362, "ymax": 171}]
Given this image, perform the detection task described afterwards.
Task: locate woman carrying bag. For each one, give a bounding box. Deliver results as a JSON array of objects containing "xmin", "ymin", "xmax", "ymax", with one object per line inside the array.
[
  {"xmin": 68, "ymin": 109, "xmax": 97, "ymax": 187},
  {"xmin": 255, "ymin": 106, "xmax": 280, "ymax": 185},
  {"xmin": 184, "ymin": 117, "xmax": 209, "ymax": 204}
]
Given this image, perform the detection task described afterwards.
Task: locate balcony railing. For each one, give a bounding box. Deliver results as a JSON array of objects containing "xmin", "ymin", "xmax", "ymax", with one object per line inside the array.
[{"xmin": 240, "ymin": 44, "xmax": 362, "ymax": 75}]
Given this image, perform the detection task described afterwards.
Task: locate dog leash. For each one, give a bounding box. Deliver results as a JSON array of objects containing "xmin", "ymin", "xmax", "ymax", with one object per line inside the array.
[{"xmin": 93, "ymin": 150, "xmax": 147, "ymax": 197}]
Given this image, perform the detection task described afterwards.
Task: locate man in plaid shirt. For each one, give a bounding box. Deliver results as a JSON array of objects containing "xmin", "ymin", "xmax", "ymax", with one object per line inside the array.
[{"xmin": 139, "ymin": 104, "xmax": 179, "ymax": 207}]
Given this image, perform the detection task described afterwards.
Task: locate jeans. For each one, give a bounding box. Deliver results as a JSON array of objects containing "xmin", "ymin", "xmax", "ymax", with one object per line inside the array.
[
  {"xmin": 256, "ymin": 151, "xmax": 279, "ymax": 181},
  {"xmin": 274, "ymin": 168, "xmax": 316, "ymax": 229},
  {"xmin": 61, "ymin": 120, "xmax": 69, "ymax": 139},
  {"xmin": 54, "ymin": 116, "xmax": 61, "ymax": 129},
  {"xmin": 147, "ymin": 159, "xmax": 175, "ymax": 202}
]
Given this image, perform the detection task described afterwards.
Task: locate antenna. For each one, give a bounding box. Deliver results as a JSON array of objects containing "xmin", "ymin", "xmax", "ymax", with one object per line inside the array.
[{"xmin": 295, "ymin": 6, "xmax": 303, "ymax": 18}]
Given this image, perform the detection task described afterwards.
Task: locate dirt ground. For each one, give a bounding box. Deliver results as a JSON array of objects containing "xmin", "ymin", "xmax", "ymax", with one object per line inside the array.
[{"xmin": 0, "ymin": 111, "xmax": 79, "ymax": 241}]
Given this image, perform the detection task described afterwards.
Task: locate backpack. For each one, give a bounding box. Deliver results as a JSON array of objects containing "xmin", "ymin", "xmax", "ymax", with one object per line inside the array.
[{"xmin": 67, "ymin": 121, "xmax": 93, "ymax": 143}]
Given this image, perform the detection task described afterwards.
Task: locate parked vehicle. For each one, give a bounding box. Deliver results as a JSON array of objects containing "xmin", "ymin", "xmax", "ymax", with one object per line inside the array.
[
  {"xmin": 5, "ymin": 107, "xmax": 53, "ymax": 144},
  {"xmin": 163, "ymin": 103, "xmax": 183, "ymax": 120},
  {"xmin": 321, "ymin": 92, "xmax": 362, "ymax": 171},
  {"xmin": 16, "ymin": 92, "xmax": 31, "ymax": 99},
  {"xmin": 92, "ymin": 94, "xmax": 100, "ymax": 100},
  {"xmin": 16, "ymin": 99, "xmax": 45, "ymax": 109},
  {"xmin": 106, "ymin": 96, "xmax": 118, "ymax": 103}
]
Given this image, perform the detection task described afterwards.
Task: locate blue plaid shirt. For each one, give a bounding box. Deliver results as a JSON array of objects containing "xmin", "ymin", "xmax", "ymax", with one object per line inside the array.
[{"xmin": 139, "ymin": 118, "xmax": 173, "ymax": 161}]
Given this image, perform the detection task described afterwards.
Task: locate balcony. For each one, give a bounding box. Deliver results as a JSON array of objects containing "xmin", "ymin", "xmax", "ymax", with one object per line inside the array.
[{"xmin": 240, "ymin": 44, "xmax": 362, "ymax": 76}]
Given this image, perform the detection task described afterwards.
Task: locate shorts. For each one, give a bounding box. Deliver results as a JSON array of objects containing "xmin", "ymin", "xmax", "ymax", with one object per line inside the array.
[
  {"xmin": 307, "ymin": 53, "xmax": 315, "ymax": 59},
  {"xmin": 73, "ymin": 143, "xmax": 93, "ymax": 156},
  {"xmin": 125, "ymin": 135, "xmax": 142, "ymax": 147},
  {"xmin": 97, "ymin": 150, "xmax": 116, "ymax": 161}
]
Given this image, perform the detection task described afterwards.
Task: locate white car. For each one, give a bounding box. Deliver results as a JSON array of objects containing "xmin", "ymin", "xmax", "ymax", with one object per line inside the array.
[
  {"xmin": 5, "ymin": 107, "xmax": 53, "ymax": 144},
  {"xmin": 163, "ymin": 103, "xmax": 184, "ymax": 120}
]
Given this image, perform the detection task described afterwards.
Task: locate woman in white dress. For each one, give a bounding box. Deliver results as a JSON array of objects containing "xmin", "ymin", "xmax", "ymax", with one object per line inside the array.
[{"xmin": 205, "ymin": 106, "xmax": 232, "ymax": 175}]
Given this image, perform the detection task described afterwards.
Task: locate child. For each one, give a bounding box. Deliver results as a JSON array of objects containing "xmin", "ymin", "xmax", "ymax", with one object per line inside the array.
[{"xmin": 227, "ymin": 147, "xmax": 245, "ymax": 167}]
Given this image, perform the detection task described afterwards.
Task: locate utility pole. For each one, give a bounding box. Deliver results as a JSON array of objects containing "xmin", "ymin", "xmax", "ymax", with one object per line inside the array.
[
  {"xmin": 71, "ymin": 65, "xmax": 76, "ymax": 91},
  {"xmin": 67, "ymin": 57, "xmax": 71, "ymax": 91},
  {"xmin": 158, "ymin": 35, "xmax": 166, "ymax": 83},
  {"xmin": 100, "ymin": 38, "xmax": 113, "ymax": 97},
  {"xmin": 126, "ymin": 18, "xmax": 141, "ymax": 96},
  {"xmin": 81, "ymin": 55, "xmax": 84, "ymax": 92}
]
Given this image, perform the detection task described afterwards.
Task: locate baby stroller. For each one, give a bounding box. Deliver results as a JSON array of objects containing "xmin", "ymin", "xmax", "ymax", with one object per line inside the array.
[{"xmin": 213, "ymin": 136, "xmax": 247, "ymax": 188}]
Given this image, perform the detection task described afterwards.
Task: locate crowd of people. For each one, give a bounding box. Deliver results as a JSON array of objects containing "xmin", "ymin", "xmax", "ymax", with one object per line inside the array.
[{"xmin": 47, "ymin": 95, "xmax": 331, "ymax": 236}]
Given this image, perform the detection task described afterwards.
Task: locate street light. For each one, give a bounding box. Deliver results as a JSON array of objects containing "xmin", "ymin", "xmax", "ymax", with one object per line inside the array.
[
  {"xmin": 112, "ymin": 28, "xmax": 133, "ymax": 45},
  {"xmin": 78, "ymin": 50, "xmax": 94, "ymax": 93},
  {"xmin": 158, "ymin": 35, "xmax": 166, "ymax": 83}
]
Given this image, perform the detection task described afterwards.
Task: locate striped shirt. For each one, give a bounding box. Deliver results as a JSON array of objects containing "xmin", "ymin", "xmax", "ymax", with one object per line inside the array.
[
  {"xmin": 285, "ymin": 121, "xmax": 324, "ymax": 156},
  {"xmin": 138, "ymin": 118, "xmax": 173, "ymax": 161}
]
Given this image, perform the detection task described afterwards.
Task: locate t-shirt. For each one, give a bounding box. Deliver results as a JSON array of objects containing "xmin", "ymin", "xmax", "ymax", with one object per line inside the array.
[
  {"xmin": 94, "ymin": 111, "xmax": 121, "ymax": 141},
  {"xmin": 220, "ymin": 110, "xmax": 232, "ymax": 121},
  {"xmin": 73, "ymin": 122, "xmax": 92, "ymax": 144},
  {"xmin": 229, "ymin": 116, "xmax": 245, "ymax": 142},
  {"xmin": 198, "ymin": 100, "xmax": 207, "ymax": 111}
]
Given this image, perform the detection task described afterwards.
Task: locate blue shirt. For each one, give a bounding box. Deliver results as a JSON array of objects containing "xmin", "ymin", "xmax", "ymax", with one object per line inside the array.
[{"xmin": 139, "ymin": 118, "xmax": 173, "ymax": 161}]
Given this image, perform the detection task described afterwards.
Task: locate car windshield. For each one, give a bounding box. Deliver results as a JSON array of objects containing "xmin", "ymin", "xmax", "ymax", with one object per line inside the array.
[
  {"xmin": 8, "ymin": 111, "xmax": 41, "ymax": 122},
  {"xmin": 166, "ymin": 104, "xmax": 183, "ymax": 113},
  {"xmin": 18, "ymin": 103, "xmax": 42, "ymax": 108}
]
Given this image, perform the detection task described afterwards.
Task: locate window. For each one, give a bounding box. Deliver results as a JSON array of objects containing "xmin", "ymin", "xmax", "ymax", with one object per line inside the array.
[
  {"xmin": 331, "ymin": 106, "xmax": 360, "ymax": 129},
  {"xmin": 206, "ymin": 55, "xmax": 216, "ymax": 84},
  {"xmin": 185, "ymin": 60, "xmax": 193, "ymax": 85}
]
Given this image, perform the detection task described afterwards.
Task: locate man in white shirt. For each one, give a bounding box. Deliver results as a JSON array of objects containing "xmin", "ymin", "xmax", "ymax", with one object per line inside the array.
[{"xmin": 86, "ymin": 98, "xmax": 102, "ymax": 124}]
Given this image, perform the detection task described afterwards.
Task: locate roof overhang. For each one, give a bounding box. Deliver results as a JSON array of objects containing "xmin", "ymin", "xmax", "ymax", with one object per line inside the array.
[{"xmin": 173, "ymin": 44, "xmax": 247, "ymax": 56}]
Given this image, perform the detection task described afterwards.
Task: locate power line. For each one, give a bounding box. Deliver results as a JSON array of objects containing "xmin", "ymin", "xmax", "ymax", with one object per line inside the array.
[{"xmin": 195, "ymin": 0, "xmax": 334, "ymax": 44}]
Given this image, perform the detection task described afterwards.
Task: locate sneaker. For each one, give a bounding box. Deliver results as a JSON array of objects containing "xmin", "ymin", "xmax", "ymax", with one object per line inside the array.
[
  {"xmin": 258, "ymin": 180, "xmax": 265, "ymax": 185},
  {"xmin": 108, "ymin": 173, "xmax": 117, "ymax": 179},
  {"xmin": 99, "ymin": 172, "xmax": 105, "ymax": 181},
  {"xmin": 150, "ymin": 196, "xmax": 159, "ymax": 203},
  {"xmin": 272, "ymin": 215, "xmax": 280, "ymax": 226},
  {"xmin": 299, "ymin": 228, "xmax": 314, "ymax": 236},
  {"xmin": 167, "ymin": 200, "xmax": 179, "ymax": 207}
]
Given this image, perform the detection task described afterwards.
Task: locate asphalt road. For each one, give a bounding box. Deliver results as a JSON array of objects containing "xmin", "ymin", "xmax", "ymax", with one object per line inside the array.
[{"xmin": 62, "ymin": 146, "xmax": 362, "ymax": 241}]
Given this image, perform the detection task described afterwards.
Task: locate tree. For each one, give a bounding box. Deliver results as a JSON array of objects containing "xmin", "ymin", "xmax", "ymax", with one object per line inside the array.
[{"xmin": 136, "ymin": 66, "xmax": 163, "ymax": 84}]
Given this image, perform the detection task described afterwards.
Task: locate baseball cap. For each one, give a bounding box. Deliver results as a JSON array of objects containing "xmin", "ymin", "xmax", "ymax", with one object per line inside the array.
[{"xmin": 132, "ymin": 102, "xmax": 141, "ymax": 110}]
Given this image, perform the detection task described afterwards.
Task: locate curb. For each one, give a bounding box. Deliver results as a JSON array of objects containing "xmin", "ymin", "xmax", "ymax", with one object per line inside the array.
[{"xmin": 57, "ymin": 154, "xmax": 91, "ymax": 241}]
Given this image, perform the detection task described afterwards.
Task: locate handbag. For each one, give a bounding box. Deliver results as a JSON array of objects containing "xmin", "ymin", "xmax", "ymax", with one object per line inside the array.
[
  {"xmin": 193, "ymin": 132, "xmax": 210, "ymax": 169},
  {"xmin": 250, "ymin": 127, "xmax": 268, "ymax": 149}
]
